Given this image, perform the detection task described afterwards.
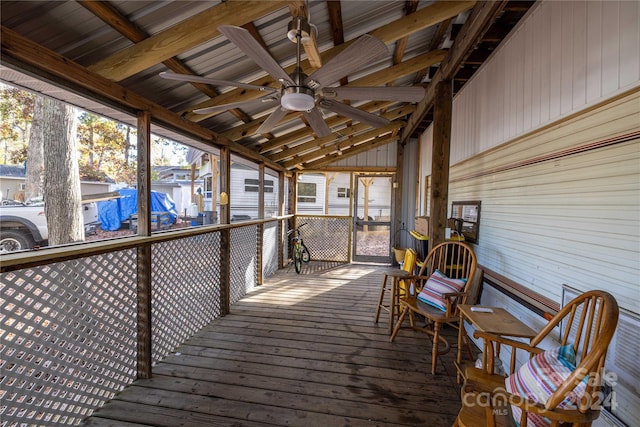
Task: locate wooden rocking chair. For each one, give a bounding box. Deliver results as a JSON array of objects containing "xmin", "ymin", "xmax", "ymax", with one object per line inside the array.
[
  {"xmin": 455, "ymin": 290, "xmax": 619, "ymax": 427},
  {"xmin": 389, "ymin": 241, "xmax": 477, "ymax": 374}
]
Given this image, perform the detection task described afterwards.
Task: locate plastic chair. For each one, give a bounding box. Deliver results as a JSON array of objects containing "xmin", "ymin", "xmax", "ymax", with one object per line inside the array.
[
  {"xmin": 390, "ymin": 241, "xmax": 477, "ymax": 374},
  {"xmin": 454, "ymin": 290, "xmax": 619, "ymax": 427}
]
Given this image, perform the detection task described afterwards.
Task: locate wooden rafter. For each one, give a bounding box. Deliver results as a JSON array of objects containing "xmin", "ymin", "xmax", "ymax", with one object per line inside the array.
[
  {"xmin": 283, "ymin": 122, "xmax": 404, "ymax": 169},
  {"xmin": 288, "ymin": 0, "xmax": 322, "ymax": 71},
  {"xmin": 77, "ymin": 0, "xmax": 252, "ymax": 124},
  {"xmin": 182, "ymin": 1, "xmax": 475, "ymax": 122},
  {"xmin": 87, "ymin": 1, "xmax": 290, "ymax": 81},
  {"xmin": 218, "ymin": 49, "xmax": 445, "ymax": 145},
  {"xmin": 0, "ymin": 26, "xmax": 287, "ymax": 172},
  {"xmin": 392, "ymin": 1, "xmax": 420, "ymax": 66},
  {"xmin": 268, "ymin": 106, "xmax": 415, "ymax": 162},
  {"xmin": 302, "ymin": 134, "xmax": 398, "ymax": 170},
  {"xmin": 401, "ymin": 1, "xmax": 507, "ymax": 142}
]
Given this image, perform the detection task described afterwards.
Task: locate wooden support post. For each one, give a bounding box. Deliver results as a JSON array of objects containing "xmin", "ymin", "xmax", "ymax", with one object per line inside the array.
[
  {"xmin": 209, "ymin": 154, "xmax": 219, "ymax": 223},
  {"xmin": 324, "ymin": 172, "xmax": 336, "ymax": 214},
  {"xmin": 429, "ymin": 79, "xmax": 452, "ymax": 247},
  {"xmin": 136, "ymin": 110, "xmax": 152, "ymax": 379},
  {"xmin": 288, "ymin": 173, "xmax": 297, "ymax": 257},
  {"xmin": 278, "ymin": 172, "xmax": 286, "ymax": 268},
  {"xmin": 257, "ymin": 163, "xmax": 265, "ymax": 286},
  {"xmin": 219, "ymin": 146, "xmax": 231, "ymax": 316},
  {"xmin": 393, "ymin": 141, "xmax": 404, "ymax": 251}
]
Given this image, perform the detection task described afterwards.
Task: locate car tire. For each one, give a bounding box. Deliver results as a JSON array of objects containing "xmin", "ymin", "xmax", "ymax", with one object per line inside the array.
[{"xmin": 0, "ymin": 229, "xmax": 35, "ymax": 253}]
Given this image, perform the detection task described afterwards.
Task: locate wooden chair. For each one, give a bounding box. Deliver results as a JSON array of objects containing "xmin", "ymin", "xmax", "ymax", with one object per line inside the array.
[
  {"xmin": 374, "ymin": 248, "xmax": 418, "ymax": 332},
  {"xmin": 390, "ymin": 241, "xmax": 477, "ymax": 374},
  {"xmin": 455, "ymin": 290, "xmax": 619, "ymax": 427}
]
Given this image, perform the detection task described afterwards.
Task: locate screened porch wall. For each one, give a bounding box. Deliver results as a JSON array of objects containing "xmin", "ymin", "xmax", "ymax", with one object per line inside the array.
[{"xmin": 0, "ymin": 217, "xmax": 300, "ymax": 426}]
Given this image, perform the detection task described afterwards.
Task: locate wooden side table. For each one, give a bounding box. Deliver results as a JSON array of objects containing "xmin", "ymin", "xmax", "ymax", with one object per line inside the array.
[
  {"xmin": 455, "ymin": 304, "xmax": 537, "ymax": 382},
  {"xmin": 374, "ymin": 269, "xmax": 411, "ymax": 334}
]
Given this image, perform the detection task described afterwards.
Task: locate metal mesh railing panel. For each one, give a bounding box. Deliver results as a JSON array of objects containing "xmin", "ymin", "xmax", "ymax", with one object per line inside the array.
[
  {"xmin": 0, "ymin": 250, "xmax": 138, "ymax": 426},
  {"xmin": 230, "ymin": 225, "xmax": 258, "ymax": 304},
  {"xmin": 296, "ymin": 216, "xmax": 350, "ymax": 262},
  {"xmin": 151, "ymin": 232, "xmax": 221, "ymax": 363},
  {"xmin": 262, "ymin": 222, "xmax": 279, "ymax": 281}
]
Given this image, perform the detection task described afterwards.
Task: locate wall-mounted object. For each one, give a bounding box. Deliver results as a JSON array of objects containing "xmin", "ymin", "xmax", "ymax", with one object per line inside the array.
[{"xmin": 450, "ymin": 201, "xmax": 481, "ymax": 243}]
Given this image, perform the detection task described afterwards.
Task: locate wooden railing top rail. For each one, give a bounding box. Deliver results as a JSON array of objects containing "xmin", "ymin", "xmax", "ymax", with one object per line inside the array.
[{"xmin": 0, "ymin": 215, "xmax": 292, "ymax": 273}]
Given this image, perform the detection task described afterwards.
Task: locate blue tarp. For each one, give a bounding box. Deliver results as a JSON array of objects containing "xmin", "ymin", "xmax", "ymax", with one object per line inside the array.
[{"xmin": 97, "ymin": 189, "xmax": 177, "ymax": 231}]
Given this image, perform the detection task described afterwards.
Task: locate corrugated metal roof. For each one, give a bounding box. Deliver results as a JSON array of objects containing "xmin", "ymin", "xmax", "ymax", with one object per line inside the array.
[{"xmin": 0, "ymin": 1, "xmax": 535, "ymax": 170}]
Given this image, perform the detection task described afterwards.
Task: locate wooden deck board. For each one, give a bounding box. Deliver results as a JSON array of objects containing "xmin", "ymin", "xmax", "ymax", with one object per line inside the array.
[{"xmin": 83, "ymin": 264, "xmax": 464, "ymax": 426}]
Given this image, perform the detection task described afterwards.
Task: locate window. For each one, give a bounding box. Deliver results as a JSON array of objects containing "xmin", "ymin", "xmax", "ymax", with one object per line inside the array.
[
  {"xmin": 337, "ymin": 187, "xmax": 350, "ymax": 198},
  {"xmin": 204, "ymin": 175, "xmax": 213, "ymax": 199},
  {"xmin": 297, "ymin": 182, "xmax": 316, "ymax": 203},
  {"xmin": 244, "ymin": 178, "xmax": 274, "ymax": 193}
]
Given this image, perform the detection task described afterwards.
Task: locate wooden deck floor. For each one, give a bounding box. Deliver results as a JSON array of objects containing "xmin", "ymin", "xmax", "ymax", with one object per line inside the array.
[{"xmin": 82, "ymin": 263, "xmax": 464, "ymax": 427}]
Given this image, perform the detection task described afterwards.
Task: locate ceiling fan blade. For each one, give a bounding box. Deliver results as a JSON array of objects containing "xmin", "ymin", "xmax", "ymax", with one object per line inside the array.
[
  {"xmin": 319, "ymin": 99, "xmax": 390, "ymax": 128},
  {"xmin": 304, "ymin": 35, "xmax": 388, "ymax": 90},
  {"xmin": 219, "ymin": 25, "xmax": 294, "ymax": 86},
  {"xmin": 256, "ymin": 107, "xmax": 288, "ymax": 135},
  {"xmin": 193, "ymin": 96, "xmax": 278, "ymax": 115},
  {"xmin": 160, "ymin": 72, "xmax": 277, "ymax": 93},
  {"xmin": 303, "ymin": 108, "xmax": 331, "ymax": 138},
  {"xmin": 322, "ymin": 86, "xmax": 425, "ymax": 102}
]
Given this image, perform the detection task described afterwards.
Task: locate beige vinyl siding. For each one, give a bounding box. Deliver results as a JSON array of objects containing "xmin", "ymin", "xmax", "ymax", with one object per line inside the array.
[
  {"xmin": 448, "ymin": 89, "xmax": 640, "ymax": 312},
  {"xmin": 450, "ymin": 0, "xmax": 640, "ymax": 164},
  {"xmin": 415, "ymin": 2, "xmax": 639, "ymax": 424},
  {"xmin": 328, "ymin": 140, "xmax": 397, "ymax": 168}
]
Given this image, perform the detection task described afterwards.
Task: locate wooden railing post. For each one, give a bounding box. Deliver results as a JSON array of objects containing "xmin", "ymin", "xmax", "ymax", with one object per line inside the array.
[
  {"xmin": 136, "ymin": 110, "xmax": 152, "ymax": 379},
  {"xmin": 219, "ymin": 146, "xmax": 231, "ymax": 316},
  {"xmin": 257, "ymin": 163, "xmax": 265, "ymax": 286}
]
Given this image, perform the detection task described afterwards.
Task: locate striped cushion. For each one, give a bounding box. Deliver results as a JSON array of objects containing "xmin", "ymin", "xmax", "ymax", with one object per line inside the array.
[
  {"xmin": 416, "ymin": 270, "xmax": 466, "ymax": 311},
  {"xmin": 504, "ymin": 345, "xmax": 585, "ymax": 427}
]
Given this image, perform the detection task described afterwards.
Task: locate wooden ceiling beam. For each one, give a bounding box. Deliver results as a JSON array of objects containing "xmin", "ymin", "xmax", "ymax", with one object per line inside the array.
[
  {"xmin": 392, "ymin": 1, "xmax": 420, "ymax": 66},
  {"xmin": 189, "ymin": 47, "xmax": 446, "ymax": 124},
  {"xmin": 256, "ymin": 101, "xmax": 396, "ymax": 154},
  {"xmin": 288, "ymin": 1, "xmax": 322, "ymax": 70},
  {"xmin": 0, "ymin": 26, "xmax": 287, "ymax": 172},
  {"xmin": 269, "ymin": 106, "xmax": 415, "ymax": 162},
  {"xmin": 218, "ymin": 48, "xmax": 444, "ymax": 143},
  {"xmin": 301, "ymin": 134, "xmax": 398, "ymax": 170},
  {"xmin": 78, "ymin": 0, "xmax": 252, "ymax": 124},
  {"xmin": 326, "ymin": 0, "xmax": 347, "ymax": 87},
  {"xmin": 413, "ymin": 17, "xmax": 452, "ymax": 84},
  {"xmin": 87, "ymin": 1, "xmax": 290, "ymax": 81},
  {"xmin": 401, "ymin": 1, "xmax": 508, "ymax": 142},
  {"xmin": 182, "ymin": 1, "xmax": 474, "ymax": 120},
  {"xmin": 282, "ymin": 122, "xmax": 404, "ymax": 169}
]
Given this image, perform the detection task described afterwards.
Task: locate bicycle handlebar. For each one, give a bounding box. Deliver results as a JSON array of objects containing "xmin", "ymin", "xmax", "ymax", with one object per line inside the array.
[{"xmin": 287, "ymin": 222, "xmax": 308, "ymax": 236}]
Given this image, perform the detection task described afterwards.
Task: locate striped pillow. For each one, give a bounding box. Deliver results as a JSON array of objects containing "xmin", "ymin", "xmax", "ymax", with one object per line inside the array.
[
  {"xmin": 504, "ymin": 345, "xmax": 585, "ymax": 427},
  {"xmin": 416, "ymin": 270, "xmax": 466, "ymax": 311}
]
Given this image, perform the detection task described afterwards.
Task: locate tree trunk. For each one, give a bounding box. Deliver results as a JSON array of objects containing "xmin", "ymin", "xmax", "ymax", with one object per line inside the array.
[
  {"xmin": 25, "ymin": 96, "xmax": 45, "ymax": 201},
  {"xmin": 43, "ymin": 98, "xmax": 84, "ymax": 246},
  {"xmin": 124, "ymin": 125, "xmax": 131, "ymax": 165}
]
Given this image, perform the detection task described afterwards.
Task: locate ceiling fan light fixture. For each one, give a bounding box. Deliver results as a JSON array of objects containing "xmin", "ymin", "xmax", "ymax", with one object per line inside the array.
[{"xmin": 281, "ymin": 86, "xmax": 315, "ymax": 111}]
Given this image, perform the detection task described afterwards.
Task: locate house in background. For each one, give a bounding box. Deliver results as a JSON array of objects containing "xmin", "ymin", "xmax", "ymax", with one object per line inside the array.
[
  {"xmin": 0, "ymin": 164, "xmax": 115, "ymax": 202},
  {"xmin": 152, "ymin": 165, "xmax": 201, "ymax": 217}
]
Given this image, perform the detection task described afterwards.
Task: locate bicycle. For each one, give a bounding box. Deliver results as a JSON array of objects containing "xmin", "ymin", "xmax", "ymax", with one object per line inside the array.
[{"xmin": 288, "ymin": 222, "xmax": 311, "ymax": 274}]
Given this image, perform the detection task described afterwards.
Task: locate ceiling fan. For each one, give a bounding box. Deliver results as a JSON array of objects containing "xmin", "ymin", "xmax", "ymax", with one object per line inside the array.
[{"xmin": 160, "ymin": 17, "xmax": 425, "ymax": 138}]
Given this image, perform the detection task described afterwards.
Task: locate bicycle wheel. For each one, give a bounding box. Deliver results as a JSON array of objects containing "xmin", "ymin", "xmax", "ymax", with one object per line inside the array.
[
  {"xmin": 294, "ymin": 248, "xmax": 302, "ymax": 274},
  {"xmin": 301, "ymin": 243, "xmax": 311, "ymax": 263}
]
